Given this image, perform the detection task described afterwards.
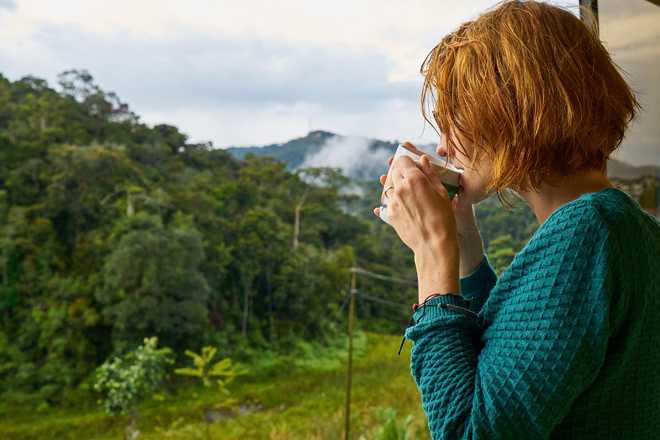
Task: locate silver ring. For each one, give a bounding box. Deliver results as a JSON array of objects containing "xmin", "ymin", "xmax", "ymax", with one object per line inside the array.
[{"xmin": 384, "ymin": 185, "xmax": 395, "ymax": 198}]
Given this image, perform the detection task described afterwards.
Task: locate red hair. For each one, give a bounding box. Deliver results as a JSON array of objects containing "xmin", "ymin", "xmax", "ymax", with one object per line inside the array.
[{"xmin": 420, "ymin": 0, "xmax": 642, "ymax": 208}]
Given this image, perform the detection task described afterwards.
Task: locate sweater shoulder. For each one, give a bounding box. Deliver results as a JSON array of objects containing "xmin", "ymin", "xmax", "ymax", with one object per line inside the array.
[
  {"xmin": 481, "ymin": 199, "xmax": 611, "ymax": 324},
  {"xmin": 517, "ymin": 197, "xmax": 610, "ymax": 267},
  {"xmin": 481, "ymin": 198, "xmax": 610, "ymax": 316},
  {"xmin": 588, "ymin": 187, "xmax": 660, "ymax": 247}
]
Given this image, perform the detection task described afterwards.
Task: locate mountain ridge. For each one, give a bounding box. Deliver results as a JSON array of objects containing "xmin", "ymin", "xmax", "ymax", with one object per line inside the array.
[{"xmin": 224, "ymin": 130, "xmax": 659, "ymax": 181}]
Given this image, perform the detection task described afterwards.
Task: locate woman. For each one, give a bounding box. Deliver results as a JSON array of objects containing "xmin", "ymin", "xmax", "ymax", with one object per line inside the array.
[{"xmin": 372, "ymin": 1, "xmax": 660, "ymax": 439}]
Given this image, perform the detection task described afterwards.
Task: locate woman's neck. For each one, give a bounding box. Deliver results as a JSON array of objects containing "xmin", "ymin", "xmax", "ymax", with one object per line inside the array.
[{"xmin": 516, "ymin": 169, "xmax": 614, "ymax": 225}]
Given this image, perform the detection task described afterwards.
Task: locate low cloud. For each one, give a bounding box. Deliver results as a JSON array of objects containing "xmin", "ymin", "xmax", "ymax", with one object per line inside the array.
[
  {"xmin": 295, "ymin": 135, "xmax": 439, "ymax": 197},
  {"xmin": 297, "ymin": 135, "xmax": 392, "ymax": 181}
]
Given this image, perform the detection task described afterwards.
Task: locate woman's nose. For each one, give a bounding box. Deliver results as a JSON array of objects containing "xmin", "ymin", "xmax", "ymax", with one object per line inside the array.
[{"xmin": 436, "ymin": 144, "xmax": 447, "ymax": 157}]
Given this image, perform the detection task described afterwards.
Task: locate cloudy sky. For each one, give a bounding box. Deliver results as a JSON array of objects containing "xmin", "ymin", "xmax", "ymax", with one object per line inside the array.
[{"xmin": 0, "ymin": 0, "xmax": 657, "ymax": 166}]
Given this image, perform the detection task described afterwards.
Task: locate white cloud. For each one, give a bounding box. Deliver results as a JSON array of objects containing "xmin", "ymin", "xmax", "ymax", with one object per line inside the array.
[
  {"xmin": 7, "ymin": 0, "xmax": 503, "ymax": 81},
  {"xmin": 296, "ymin": 132, "xmax": 437, "ymax": 184},
  {"xmin": 298, "ymin": 135, "xmax": 390, "ymax": 179}
]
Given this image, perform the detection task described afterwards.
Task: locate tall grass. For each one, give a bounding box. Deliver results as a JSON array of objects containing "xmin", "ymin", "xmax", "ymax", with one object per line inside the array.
[{"xmin": 1, "ymin": 332, "xmax": 431, "ymax": 440}]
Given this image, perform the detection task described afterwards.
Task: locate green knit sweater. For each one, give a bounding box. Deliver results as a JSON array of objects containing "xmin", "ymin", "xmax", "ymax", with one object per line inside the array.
[{"xmin": 404, "ymin": 187, "xmax": 660, "ymax": 439}]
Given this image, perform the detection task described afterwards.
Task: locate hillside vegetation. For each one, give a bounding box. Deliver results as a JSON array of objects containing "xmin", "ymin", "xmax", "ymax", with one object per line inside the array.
[{"xmin": 0, "ymin": 70, "xmax": 537, "ymax": 436}]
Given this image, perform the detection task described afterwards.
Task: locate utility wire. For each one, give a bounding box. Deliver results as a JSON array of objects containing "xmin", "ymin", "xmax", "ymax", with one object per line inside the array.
[
  {"xmin": 351, "ymin": 267, "xmax": 417, "ymax": 287},
  {"xmin": 338, "ymin": 290, "xmax": 408, "ymax": 316},
  {"xmin": 358, "ymin": 292, "xmax": 407, "ymax": 308}
]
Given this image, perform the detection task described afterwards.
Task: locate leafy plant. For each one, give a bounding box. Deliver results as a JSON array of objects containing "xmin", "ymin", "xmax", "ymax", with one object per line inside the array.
[
  {"xmin": 174, "ymin": 346, "xmax": 247, "ymax": 439},
  {"xmin": 175, "ymin": 346, "xmax": 246, "ymax": 394},
  {"xmin": 93, "ymin": 337, "xmax": 173, "ymax": 439},
  {"xmin": 360, "ymin": 406, "xmax": 415, "ymax": 440}
]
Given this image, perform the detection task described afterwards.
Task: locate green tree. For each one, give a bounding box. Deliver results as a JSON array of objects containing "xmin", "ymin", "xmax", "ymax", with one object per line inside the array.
[
  {"xmin": 488, "ymin": 233, "xmax": 517, "ymax": 276},
  {"xmin": 97, "ymin": 213, "xmax": 209, "ymax": 352},
  {"xmin": 234, "ymin": 207, "xmax": 289, "ymax": 342}
]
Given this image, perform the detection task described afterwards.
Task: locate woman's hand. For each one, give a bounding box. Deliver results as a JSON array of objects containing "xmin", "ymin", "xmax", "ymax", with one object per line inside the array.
[
  {"xmin": 375, "ymin": 143, "xmax": 486, "ymax": 279},
  {"xmin": 372, "ymin": 142, "xmax": 460, "ymax": 300},
  {"xmin": 373, "ymin": 144, "xmax": 458, "ymax": 253}
]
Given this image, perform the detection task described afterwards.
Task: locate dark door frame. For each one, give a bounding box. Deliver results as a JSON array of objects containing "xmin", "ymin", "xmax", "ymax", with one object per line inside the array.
[
  {"xmin": 580, "ymin": 0, "xmax": 660, "ymax": 31},
  {"xmin": 579, "ymin": 0, "xmax": 599, "ymax": 35}
]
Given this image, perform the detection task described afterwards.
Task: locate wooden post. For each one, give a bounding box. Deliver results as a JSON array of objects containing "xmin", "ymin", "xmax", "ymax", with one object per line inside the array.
[{"xmin": 344, "ymin": 268, "xmax": 357, "ymax": 440}]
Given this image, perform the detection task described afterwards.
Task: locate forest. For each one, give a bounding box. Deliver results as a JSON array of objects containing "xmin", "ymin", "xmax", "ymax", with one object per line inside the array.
[{"xmin": 0, "ymin": 70, "xmax": 537, "ymax": 438}]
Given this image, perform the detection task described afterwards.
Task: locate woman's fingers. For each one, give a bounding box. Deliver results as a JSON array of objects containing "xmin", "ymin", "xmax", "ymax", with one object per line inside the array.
[
  {"xmin": 420, "ymin": 154, "xmax": 449, "ymax": 198},
  {"xmin": 402, "ymin": 141, "xmax": 424, "ymax": 156},
  {"xmin": 419, "ymin": 155, "xmax": 432, "ymax": 175},
  {"xmin": 390, "ymin": 156, "xmax": 418, "ymax": 189},
  {"xmin": 419, "ymin": 155, "xmax": 438, "ymax": 181},
  {"xmin": 419, "ymin": 155, "xmax": 437, "ymax": 187}
]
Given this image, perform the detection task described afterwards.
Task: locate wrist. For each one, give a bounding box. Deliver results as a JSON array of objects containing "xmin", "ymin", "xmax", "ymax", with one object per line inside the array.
[
  {"xmin": 457, "ymin": 228, "xmax": 481, "ymax": 250},
  {"xmin": 414, "ymin": 234, "xmax": 455, "ymax": 263},
  {"xmin": 457, "ymin": 230, "xmax": 485, "ymax": 277},
  {"xmin": 456, "ymin": 214, "xmax": 480, "ymax": 241},
  {"xmin": 414, "ymin": 237, "xmax": 460, "ymax": 303}
]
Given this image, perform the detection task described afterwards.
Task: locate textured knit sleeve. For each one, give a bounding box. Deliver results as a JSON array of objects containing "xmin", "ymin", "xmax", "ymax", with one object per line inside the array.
[
  {"xmin": 459, "ymin": 253, "xmax": 498, "ymax": 315},
  {"xmin": 404, "ymin": 205, "xmax": 613, "ymax": 439}
]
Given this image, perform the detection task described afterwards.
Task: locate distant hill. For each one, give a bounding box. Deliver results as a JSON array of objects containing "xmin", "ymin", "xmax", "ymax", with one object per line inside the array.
[
  {"xmin": 607, "ymin": 157, "xmax": 660, "ymax": 180},
  {"xmin": 224, "ymin": 130, "xmax": 659, "ymax": 181},
  {"xmin": 225, "ymin": 130, "xmax": 339, "ymax": 169},
  {"xmin": 224, "ymin": 130, "xmax": 404, "ymax": 177}
]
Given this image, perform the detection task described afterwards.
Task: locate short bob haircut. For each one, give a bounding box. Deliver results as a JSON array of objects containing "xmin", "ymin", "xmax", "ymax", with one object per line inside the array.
[{"xmin": 420, "ymin": 0, "xmax": 643, "ymax": 209}]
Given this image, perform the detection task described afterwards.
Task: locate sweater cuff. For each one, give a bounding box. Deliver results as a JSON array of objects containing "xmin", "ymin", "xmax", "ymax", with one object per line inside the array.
[
  {"xmin": 459, "ymin": 253, "xmax": 496, "ymax": 298},
  {"xmin": 404, "ymin": 294, "xmax": 479, "ymax": 342},
  {"xmin": 412, "ymin": 294, "xmax": 476, "ymax": 324}
]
